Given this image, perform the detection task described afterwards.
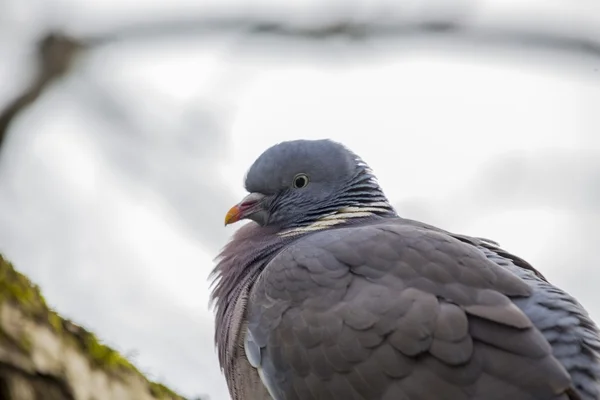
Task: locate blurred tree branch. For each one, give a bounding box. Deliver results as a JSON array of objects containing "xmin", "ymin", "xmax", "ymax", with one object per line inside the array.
[
  {"xmin": 85, "ymin": 15, "xmax": 600, "ymax": 57},
  {"xmin": 0, "ymin": 12, "xmax": 599, "ymax": 157},
  {"xmin": 0, "ymin": 33, "xmax": 83, "ymax": 152}
]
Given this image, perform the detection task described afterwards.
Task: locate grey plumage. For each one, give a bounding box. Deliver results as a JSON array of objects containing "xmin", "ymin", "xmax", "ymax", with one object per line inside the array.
[{"xmin": 210, "ymin": 139, "xmax": 600, "ymax": 400}]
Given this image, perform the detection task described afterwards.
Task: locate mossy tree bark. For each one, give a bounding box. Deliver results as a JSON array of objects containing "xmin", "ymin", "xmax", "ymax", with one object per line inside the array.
[{"xmin": 0, "ymin": 254, "xmax": 188, "ymax": 400}]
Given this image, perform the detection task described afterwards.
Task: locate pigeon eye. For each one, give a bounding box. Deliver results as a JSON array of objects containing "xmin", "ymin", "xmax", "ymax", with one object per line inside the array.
[{"xmin": 292, "ymin": 174, "xmax": 309, "ymax": 189}]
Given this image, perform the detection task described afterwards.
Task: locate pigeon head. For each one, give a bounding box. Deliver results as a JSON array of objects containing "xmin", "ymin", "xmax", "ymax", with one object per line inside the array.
[{"xmin": 224, "ymin": 139, "xmax": 395, "ymax": 229}]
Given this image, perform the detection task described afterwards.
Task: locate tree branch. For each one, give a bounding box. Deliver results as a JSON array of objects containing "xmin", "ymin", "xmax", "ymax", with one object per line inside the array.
[
  {"xmin": 0, "ymin": 33, "xmax": 83, "ymax": 153},
  {"xmin": 1, "ymin": 13, "xmax": 598, "ymax": 158},
  {"xmin": 84, "ymin": 15, "xmax": 600, "ymax": 60}
]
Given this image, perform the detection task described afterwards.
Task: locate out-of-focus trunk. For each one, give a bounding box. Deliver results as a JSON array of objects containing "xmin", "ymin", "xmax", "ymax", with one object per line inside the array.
[{"xmin": 0, "ymin": 254, "xmax": 187, "ymax": 400}]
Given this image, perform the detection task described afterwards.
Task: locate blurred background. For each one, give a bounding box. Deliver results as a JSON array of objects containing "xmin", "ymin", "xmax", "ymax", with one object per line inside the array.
[{"xmin": 0, "ymin": 0, "xmax": 599, "ymax": 399}]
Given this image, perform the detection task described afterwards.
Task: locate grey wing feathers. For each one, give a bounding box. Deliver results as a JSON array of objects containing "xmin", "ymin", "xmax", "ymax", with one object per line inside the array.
[
  {"xmin": 245, "ymin": 221, "xmax": 587, "ymax": 400},
  {"xmin": 479, "ymin": 245, "xmax": 600, "ymax": 400}
]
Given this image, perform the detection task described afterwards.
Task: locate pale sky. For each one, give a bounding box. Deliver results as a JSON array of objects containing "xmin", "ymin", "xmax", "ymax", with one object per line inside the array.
[{"xmin": 0, "ymin": 1, "xmax": 599, "ymax": 399}]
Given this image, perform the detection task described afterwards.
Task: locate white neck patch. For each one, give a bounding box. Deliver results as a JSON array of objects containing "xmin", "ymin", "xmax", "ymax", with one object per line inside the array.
[{"xmin": 278, "ymin": 202, "xmax": 391, "ymax": 238}]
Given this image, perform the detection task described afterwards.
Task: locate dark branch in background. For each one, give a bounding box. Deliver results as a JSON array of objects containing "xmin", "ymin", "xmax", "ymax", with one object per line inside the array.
[
  {"xmin": 0, "ymin": 33, "xmax": 83, "ymax": 153},
  {"xmin": 84, "ymin": 15, "xmax": 600, "ymax": 59},
  {"xmin": 0, "ymin": 13, "xmax": 599, "ymax": 157}
]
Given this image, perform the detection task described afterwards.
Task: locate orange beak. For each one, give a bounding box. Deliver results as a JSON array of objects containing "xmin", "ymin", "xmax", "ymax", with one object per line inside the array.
[
  {"xmin": 224, "ymin": 192, "xmax": 266, "ymax": 226},
  {"xmin": 224, "ymin": 204, "xmax": 243, "ymax": 226}
]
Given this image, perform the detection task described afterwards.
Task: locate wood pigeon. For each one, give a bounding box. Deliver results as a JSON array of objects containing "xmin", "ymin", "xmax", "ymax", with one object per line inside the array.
[{"xmin": 210, "ymin": 139, "xmax": 600, "ymax": 400}]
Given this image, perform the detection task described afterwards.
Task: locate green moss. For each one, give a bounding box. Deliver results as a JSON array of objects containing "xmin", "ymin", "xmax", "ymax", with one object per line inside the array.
[
  {"xmin": 84, "ymin": 332, "xmax": 135, "ymax": 370},
  {"xmin": 149, "ymin": 382, "xmax": 187, "ymax": 400},
  {"xmin": 0, "ymin": 255, "xmax": 41, "ymax": 354},
  {"xmin": 48, "ymin": 312, "xmax": 62, "ymax": 333},
  {"xmin": 0, "ymin": 255, "xmax": 49, "ymax": 321},
  {"xmin": 0, "ymin": 254, "xmax": 187, "ymax": 400}
]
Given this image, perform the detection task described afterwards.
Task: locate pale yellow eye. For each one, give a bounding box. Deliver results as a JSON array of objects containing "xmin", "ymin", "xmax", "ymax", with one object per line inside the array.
[{"xmin": 292, "ymin": 174, "xmax": 309, "ymax": 189}]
